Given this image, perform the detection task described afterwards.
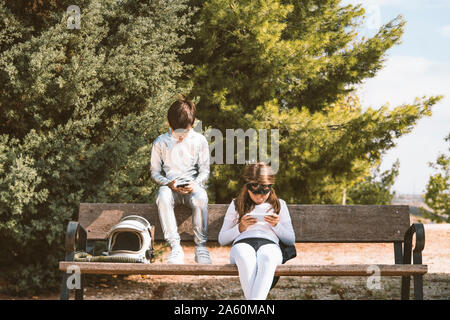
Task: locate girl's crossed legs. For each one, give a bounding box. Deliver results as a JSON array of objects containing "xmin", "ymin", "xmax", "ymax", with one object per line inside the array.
[{"xmin": 230, "ymin": 240, "xmax": 282, "ymax": 300}]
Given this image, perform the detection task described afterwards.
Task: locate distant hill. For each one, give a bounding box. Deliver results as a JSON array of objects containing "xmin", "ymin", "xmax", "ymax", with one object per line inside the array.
[{"xmin": 392, "ymin": 194, "xmax": 434, "ymax": 223}]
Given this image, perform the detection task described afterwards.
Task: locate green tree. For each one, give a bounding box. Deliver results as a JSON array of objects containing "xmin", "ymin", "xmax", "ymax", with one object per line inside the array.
[
  {"xmin": 185, "ymin": 0, "xmax": 408, "ymax": 126},
  {"xmin": 0, "ymin": 0, "xmax": 196, "ymax": 294},
  {"xmin": 208, "ymin": 94, "xmax": 439, "ymax": 204},
  {"xmin": 183, "ymin": 0, "xmax": 442, "ymax": 204},
  {"xmin": 347, "ymin": 159, "xmax": 399, "ymax": 205},
  {"xmin": 422, "ymin": 133, "xmax": 450, "ymax": 223}
]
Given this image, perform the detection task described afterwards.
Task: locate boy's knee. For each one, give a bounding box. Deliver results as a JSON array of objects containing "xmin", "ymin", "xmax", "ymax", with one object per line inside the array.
[
  {"xmin": 156, "ymin": 186, "xmax": 174, "ymax": 206},
  {"xmin": 189, "ymin": 187, "xmax": 208, "ymax": 208}
]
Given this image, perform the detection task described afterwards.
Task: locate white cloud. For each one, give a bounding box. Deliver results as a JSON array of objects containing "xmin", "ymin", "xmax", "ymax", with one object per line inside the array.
[
  {"xmin": 341, "ymin": 0, "xmax": 450, "ymax": 9},
  {"xmin": 358, "ymin": 55, "xmax": 450, "ymax": 108},
  {"xmin": 340, "ymin": 0, "xmax": 405, "ymax": 8},
  {"xmin": 439, "ymin": 25, "xmax": 450, "ymax": 38},
  {"xmin": 355, "ymin": 55, "xmax": 450, "ymax": 194},
  {"xmin": 337, "ymin": 2, "xmax": 450, "ymax": 194}
]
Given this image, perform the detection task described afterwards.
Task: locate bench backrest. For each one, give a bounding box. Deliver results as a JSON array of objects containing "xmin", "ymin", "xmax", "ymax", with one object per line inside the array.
[{"xmin": 78, "ymin": 203, "xmax": 410, "ymax": 243}]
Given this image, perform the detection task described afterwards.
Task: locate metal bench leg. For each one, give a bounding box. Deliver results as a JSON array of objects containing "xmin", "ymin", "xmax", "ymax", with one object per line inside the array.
[
  {"xmin": 401, "ymin": 275, "xmax": 410, "ymax": 300},
  {"xmin": 401, "ymin": 223, "xmax": 426, "ymax": 300},
  {"xmin": 75, "ymin": 274, "xmax": 84, "ymax": 300},
  {"xmin": 394, "ymin": 242, "xmax": 408, "ymax": 300},
  {"xmin": 393, "ymin": 242, "xmax": 403, "ymax": 264},
  {"xmin": 399, "ymin": 273, "xmax": 423, "ymax": 300},
  {"xmin": 60, "ymin": 221, "xmax": 87, "ymax": 300},
  {"xmin": 60, "ymin": 273, "xmax": 70, "ymax": 300},
  {"xmin": 413, "ymin": 275, "xmax": 423, "ymax": 300}
]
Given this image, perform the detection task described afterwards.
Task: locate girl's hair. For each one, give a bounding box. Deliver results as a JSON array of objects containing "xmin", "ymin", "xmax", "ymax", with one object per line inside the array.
[
  {"xmin": 234, "ymin": 162, "xmax": 280, "ymax": 222},
  {"xmin": 167, "ymin": 94, "xmax": 196, "ymax": 130}
]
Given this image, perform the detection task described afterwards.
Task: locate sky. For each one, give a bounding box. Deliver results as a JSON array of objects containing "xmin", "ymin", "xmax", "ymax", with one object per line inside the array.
[{"xmin": 340, "ymin": 0, "xmax": 450, "ymax": 195}]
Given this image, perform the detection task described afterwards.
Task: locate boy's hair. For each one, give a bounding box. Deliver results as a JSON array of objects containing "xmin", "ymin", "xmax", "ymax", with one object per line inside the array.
[{"xmin": 167, "ymin": 95, "xmax": 196, "ymax": 130}]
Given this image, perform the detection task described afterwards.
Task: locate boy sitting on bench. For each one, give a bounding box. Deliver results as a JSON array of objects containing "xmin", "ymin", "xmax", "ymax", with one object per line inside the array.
[{"xmin": 150, "ymin": 95, "xmax": 211, "ymax": 264}]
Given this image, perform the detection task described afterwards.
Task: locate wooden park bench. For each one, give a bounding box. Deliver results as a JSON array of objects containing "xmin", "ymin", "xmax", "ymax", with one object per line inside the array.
[{"xmin": 59, "ymin": 203, "xmax": 427, "ymax": 300}]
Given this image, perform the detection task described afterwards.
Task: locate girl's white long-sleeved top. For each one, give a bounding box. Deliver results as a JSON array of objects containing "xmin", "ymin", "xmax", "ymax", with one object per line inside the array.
[{"xmin": 218, "ymin": 198, "xmax": 296, "ymax": 246}]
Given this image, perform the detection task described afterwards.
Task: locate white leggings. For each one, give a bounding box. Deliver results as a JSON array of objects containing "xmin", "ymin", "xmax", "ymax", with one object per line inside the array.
[{"xmin": 230, "ymin": 242, "xmax": 283, "ymax": 300}]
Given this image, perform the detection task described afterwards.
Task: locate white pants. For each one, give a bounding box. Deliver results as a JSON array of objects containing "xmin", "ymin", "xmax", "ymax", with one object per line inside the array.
[
  {"xmin": 156, "ymin": 185, "xmax": 209, "ymax": 247},
  {"xmin": 230, "ymin": 242, "xmax": 282, "ymax": 300}
]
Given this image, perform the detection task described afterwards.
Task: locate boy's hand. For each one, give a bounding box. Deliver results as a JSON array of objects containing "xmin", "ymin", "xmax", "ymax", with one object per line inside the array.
[
  {"xmin": 168, "ymin": 180, "xmax": 194, "ymax": 194},
  {"xmin": 168, "ymin": 180, "xmax": 183, "ymax": 193},
  {"xmin": 179, "ymin": 181, "xmax": 195, "ymax": 194}
]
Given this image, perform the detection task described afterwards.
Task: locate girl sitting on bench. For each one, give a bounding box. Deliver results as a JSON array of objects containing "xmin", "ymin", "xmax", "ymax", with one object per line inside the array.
[{"xmin": 218, "ymin": 162, "xmax": 296, "ymax": 300}]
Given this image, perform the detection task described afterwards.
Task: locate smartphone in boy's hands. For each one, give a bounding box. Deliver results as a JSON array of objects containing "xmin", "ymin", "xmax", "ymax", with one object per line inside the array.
[
  {"xmin": 175, "ymin": 180, "xmax": 189, "ymax": 188},
  {"xmin": 175, "ymin": 181, "xmax": 195, "ymax": 194},
  {"xmin": 176, "ymin": 183, "xmax": 188, "ymax": 188}
]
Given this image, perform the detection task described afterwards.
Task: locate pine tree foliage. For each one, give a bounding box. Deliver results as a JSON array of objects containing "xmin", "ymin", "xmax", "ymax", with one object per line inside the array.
[
  {"xmin": 0, "ymin": 0, "xmax": 196, "ymax": 294},
  {"xmin": 183, "ymin": 0, "xmax": 442, "ymax": 204},
  {"xmin": 347, "ymin": 159, "xmax": 399, "ymax": 205}
]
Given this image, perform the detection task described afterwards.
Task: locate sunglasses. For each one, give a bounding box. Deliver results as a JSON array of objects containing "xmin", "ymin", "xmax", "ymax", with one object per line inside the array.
[{"xmin": 246, "ymin": 183, "xmax": 273, "ymax": 195}]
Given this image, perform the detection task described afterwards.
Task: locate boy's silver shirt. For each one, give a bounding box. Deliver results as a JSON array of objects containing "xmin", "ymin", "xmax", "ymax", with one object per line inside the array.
[{"xmin": 150, "ymin": 127, "xmax": 210, "ymax": 189}]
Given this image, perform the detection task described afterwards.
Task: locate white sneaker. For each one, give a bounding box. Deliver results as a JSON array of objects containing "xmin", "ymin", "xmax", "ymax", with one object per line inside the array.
[
  {"xmin": 167, "ymin": 245, "xmax": 184, "ymax": 264},
  {"xmin": 195, "ymin": 246, "xmax": 212, "ymax": 264}
]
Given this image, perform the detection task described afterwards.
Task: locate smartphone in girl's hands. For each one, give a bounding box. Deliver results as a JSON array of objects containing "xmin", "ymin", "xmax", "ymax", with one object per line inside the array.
[{"xmin": 246, "ymin": 213, "xmax": 268, "ymax": 222}]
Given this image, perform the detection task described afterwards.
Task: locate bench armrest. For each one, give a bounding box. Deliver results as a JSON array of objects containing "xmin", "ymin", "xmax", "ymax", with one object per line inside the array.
[
  {"xmin": 403, "ymin": 223, "xmax": 425, "ymax": 265},
  {"xmin": 64, "ymin": 221, "xmax": 87, "ymax": 261}
]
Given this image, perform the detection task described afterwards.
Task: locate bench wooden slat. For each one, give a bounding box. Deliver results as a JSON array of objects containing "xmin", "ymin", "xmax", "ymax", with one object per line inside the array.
[
  {"xmin": 78, "ymin": 203, "xmax": 410, "ymax": 243},
  {"xmin": 59, "ymin": 262, "xmax": 427, "ymax": 276}
]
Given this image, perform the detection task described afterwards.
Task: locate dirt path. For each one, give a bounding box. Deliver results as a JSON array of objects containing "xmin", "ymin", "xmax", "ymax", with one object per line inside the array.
[{"xmin": 2, "ymin": 224, "xmax": 449, "ymax": 300}]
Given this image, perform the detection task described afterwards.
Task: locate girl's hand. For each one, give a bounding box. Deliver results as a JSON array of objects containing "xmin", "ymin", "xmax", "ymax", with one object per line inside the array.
[
  {"xmin": 264, "ymin": 214, "xmax": 279, "ymax": 227},
  {"xmin": 239, "ymin": 214, "xmax": 257, "ymax": 232}
]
